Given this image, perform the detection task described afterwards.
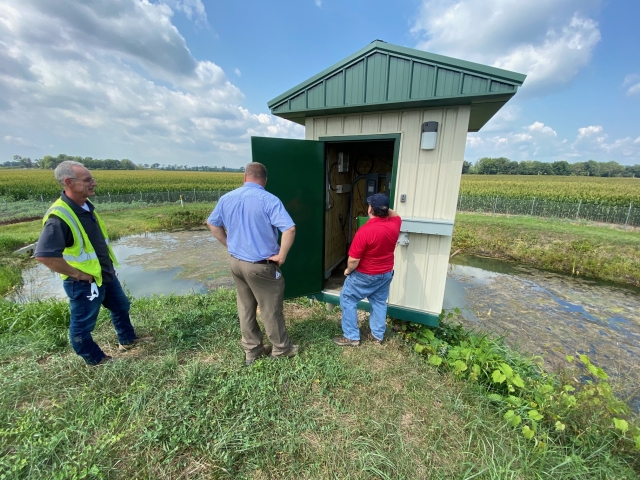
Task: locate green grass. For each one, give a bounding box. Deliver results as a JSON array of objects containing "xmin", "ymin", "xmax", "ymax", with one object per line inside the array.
[
  {"xmin": 1, "ymin": 291, "xmax": 638, "ymax": 478},
  {"xmin": 453, "ymin": 213, "xmax": 640, "ymax": 287}
]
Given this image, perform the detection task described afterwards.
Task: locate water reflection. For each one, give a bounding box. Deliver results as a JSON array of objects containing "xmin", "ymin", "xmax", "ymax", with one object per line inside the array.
[
  {"xmin": 446, "ymin": 255, "xmax": 640, "ymax": 411},
  {"xmin": 11, "ymin": 230, "xmax": 230, "ymax": 302}
]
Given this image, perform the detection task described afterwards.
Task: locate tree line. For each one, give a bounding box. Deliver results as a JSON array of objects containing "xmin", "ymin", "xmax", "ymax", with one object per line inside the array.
[
  {"xmin": 463, "ymin": 158, "xmax": 640, "ymax": 177},
  {"xmin": 0, "ymin": 154, "xmax": 244, "ymax": 172}
]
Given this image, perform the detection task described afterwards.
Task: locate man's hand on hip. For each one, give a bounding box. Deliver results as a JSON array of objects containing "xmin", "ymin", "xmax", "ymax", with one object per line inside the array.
[{"xmin": 268, "ymin": 253, "xmax": 286, "ymax": 266}]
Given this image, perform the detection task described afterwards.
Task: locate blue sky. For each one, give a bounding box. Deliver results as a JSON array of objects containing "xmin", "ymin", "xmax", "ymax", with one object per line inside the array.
[{"xmin": 1, "ymin": 0, "xmax": 639, "ymax": 167}]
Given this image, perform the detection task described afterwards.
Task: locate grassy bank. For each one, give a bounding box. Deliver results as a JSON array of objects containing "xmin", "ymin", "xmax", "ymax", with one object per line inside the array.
[
  {"xmin": 1, "ymin": 291, "xmax": 638, "ymax": 478},
  {"xmin": 453, "ymin": 213, "xmax": 640, "ymax": 287}
]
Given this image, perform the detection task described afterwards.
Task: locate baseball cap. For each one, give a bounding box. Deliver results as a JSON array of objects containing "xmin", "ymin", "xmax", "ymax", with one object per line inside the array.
[{"xmin": 366, "ymin": 193, "xmax": 389, "ymax": 209}]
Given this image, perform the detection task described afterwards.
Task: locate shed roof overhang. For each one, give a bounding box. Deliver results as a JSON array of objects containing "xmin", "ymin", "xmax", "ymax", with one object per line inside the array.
[{"xmin": 267, "ymin": 41, "xmax": 526, "ymax": 132}]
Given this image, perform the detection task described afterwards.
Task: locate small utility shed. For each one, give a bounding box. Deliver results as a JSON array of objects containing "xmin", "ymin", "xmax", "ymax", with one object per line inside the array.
[{"xmin": 251, "ymin": 41, "xmax": 525, "ymax": 326}]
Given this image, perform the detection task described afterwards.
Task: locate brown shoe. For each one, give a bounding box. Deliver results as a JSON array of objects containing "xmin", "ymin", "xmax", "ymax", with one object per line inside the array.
[
  {"xmin": 245, "ymin": 345, "xmax": 273, "ymax": 366},
  {"xmin": 119, "ymin": 336, "xmax": 154, "ymax": 352},
  {"xmin": 270, "ymin": 344, "xmax": 300, "ymax": 359},
  {"xmin": 333, "ymin": 336, "xmax": 360, "ymax": 347},
  {"xmin": 367, "ymin": 333, "xmax": 383, "ymax": 345}
]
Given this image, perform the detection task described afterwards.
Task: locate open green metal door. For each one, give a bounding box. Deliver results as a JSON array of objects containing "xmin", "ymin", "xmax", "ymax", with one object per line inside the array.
[{"xmin": 251, "ymin": 136, "xmax": 324, "ymax": 299}]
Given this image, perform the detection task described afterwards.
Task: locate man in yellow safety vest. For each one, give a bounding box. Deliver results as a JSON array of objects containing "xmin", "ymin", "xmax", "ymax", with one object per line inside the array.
[{"xmin": 35, "ymin": 161, "xmax": 151, "ymax": 366}]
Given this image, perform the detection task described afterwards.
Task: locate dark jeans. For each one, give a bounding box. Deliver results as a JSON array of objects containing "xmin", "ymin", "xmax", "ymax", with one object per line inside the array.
[{"xmin": 63, "ymin": 277, "xmax": 136, "ymax": 365}]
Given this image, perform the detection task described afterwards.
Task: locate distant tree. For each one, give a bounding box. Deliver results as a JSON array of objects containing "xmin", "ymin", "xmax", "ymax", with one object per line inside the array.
[
  {"xmin": 551, "ymin": 160, "xmax": 571, "ymax": 176},
  {"xmin": 474, "ymin": 157, "xmax": 508, "ymax": 174},
  {"xmin": 599, "ymin": 161, "xmax": 625, "ymax": 177},
  {"xmin": 584, "ymin": 160, "xmax": 600, "ymax": 176},
  {"xmin": 462, "ymin": 160, "xmax": 472, "ymax": 174}
]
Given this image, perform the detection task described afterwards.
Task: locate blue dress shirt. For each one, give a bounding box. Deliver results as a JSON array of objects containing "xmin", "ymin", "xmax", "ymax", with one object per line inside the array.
[{"xmin": 208, "ymin": 182, "xmax": 295, "ymax": 262}]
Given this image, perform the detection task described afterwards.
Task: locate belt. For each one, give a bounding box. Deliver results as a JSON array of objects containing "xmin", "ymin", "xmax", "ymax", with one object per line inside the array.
[{"xmin": 232, "ymin": 256, "xmax": 273, "ymax": 264}]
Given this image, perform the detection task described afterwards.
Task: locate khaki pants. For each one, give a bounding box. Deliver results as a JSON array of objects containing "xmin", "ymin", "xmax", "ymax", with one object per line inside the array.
[{"xmin": 229, "ymin": 256, "xmax": 292, "ymax": 360}]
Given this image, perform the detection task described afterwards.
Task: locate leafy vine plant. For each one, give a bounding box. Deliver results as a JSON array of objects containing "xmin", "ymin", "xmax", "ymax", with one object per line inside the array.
[{"xmin": 402, "ymin": 309, "xmax": 640, "ymax": 453}]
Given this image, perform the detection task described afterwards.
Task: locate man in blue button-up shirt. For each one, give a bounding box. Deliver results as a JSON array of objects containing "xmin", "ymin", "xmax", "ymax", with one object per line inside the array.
[{"xmin": 207, "ymin": 162, "xmax": 298, "ymax": 365}]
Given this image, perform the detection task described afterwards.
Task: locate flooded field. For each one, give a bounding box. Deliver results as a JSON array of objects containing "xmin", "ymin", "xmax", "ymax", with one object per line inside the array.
[{"xmin": 11, "ymin": 231, "xmax": 640, "ymax": 409}]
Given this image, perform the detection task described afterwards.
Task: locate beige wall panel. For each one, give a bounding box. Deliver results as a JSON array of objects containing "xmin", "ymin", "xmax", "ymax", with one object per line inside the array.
[
  {"xmin": 394, "ymin": 110, "xmax": 421, "ymax": 219},
  {"xmin": 344, "ymin": 116, "xmax": 362, "ymax": 134},
  {"xmin": 435, "ymin": 107, "xmax": 470, "ymax": 219},
  {"xmin": 388, "ymin": 235, "xmax": 452, "ymax": 314},
  {"xmin": 305, "ymin": 118, "xmax": 313, "ymax": 140},
  {"xmin": 362, "ymin": 114, "xmax": 381, "ymax": 133},
  {"xmin": 313, "ymin": 118, "xmax": 327, "ymax": 139},
  {"xmin": 380, "ymin": 112, "xmax": 401, "ymax": 132},
  {"xmin": 327, "ymin": 117, "xmax": 344, "ymax": 135}
]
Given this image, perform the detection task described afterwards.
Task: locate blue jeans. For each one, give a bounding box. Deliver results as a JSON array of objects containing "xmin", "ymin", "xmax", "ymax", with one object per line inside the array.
[
  {"xmin": 339, "ymin": 270, "xmax": 393, "ymax": 341},
  {"xmin": 63, "ymin": 277, "xmax": 136, "ymax": 365}
]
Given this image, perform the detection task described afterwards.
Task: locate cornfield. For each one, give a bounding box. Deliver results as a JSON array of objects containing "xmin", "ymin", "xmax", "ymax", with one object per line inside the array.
[
  {"xmin": 0, "ymin": 170, "xmax": 244, "ymax": 200},
  {"xmin": 459, "ymin": 175, "xmax": 640, "ymax": 206},
  {"xmin": 457, "ymin": 195, "xmax": 639, "ymax": 227}
]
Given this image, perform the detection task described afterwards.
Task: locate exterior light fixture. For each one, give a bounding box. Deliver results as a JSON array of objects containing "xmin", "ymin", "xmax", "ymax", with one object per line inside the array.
[{"xmin": 420, "ymin": 122, "xmax": 438, "ymax": 150}]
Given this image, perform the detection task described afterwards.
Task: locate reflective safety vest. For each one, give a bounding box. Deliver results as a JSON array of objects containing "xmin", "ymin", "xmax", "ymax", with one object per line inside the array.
[{"xmin": 43, "ymin": 198, "xmax": 118, "ymax": 286}]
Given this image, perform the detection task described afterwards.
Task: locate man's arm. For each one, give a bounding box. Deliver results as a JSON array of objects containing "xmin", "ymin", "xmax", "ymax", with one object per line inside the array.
[
  {"xmin": 268, "ymin": 226, "xmax": 296, "ymax": 266},
  {"xmin": 344, "ymin": 256, "xmax": 360, "ymax": 276},
  {"xmin": 36, "ymin": 257, "xmax": 94, "ymax": 282},
  {"xmin": 387, "ymin": 208, "xmax": 399, "ymax": 218},
  {"xmin": 207, "ymin": 222, "xmax": 228, "ymax": 248}
]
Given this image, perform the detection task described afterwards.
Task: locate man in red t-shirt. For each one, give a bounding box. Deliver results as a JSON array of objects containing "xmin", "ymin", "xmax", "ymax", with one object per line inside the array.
[{"xmin": 334, "ymin": 193, "xmax": 401, "ymax": 346}]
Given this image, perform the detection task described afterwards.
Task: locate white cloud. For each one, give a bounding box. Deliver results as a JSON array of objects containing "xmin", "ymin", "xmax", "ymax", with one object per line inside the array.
[
  {"xmin": 3, "ymin": 135, "xmax": 36, "ymax": 147},
  {"xmin": 315, "ymin": 0, "xmax": 322, "ymax": 7},
  {"xmin": 572, "ymin": 126, "xmax": 639, "ymax": 158},
  {"xmin": 466, "ymin": 122, "xmax": 640, "ymax": 164},
  {"xmin": 623, "ymin": 74, "xmax": 640, "ymax": 96},
  {"xmin": 411, "ymin": 0, "xmax": 602, "ymax": 95},
  {"xmin": 234, "ymin": 68, "xmax": 241, "ymax": 77},
  {"xmin": 160, "ymin": 0, "xmax": 208, "ymax": 26},
  {"xmin": 527, "ymin": 121, "xmax": 557, "ymax": 137},
  {"xmin": 577, "ymin": 125, "xmax": 603, "ymax": 139},
  {"xmin": 0, "ymin": 0, "xmax": 303, "ymax": 166}
]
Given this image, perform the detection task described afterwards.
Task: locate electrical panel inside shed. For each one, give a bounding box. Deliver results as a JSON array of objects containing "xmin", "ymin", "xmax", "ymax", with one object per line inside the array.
[{"xmin": 323, "ymin": 140, "xmax": 395, "ymax": 282}]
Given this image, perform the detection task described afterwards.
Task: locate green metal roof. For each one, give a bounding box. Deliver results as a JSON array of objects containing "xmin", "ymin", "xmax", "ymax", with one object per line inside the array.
[{"xmin": 268, "ymin": 41, "xmax": 526, "ymax": 132}]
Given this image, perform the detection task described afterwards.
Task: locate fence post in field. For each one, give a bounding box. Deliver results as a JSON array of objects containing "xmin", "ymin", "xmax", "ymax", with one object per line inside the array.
[
  {"xmin": 40, "ymin": 194, "xmax": 44, "ymax": 203},
  {"xmin": 140, "ymin": 191, "xmax": 143, "ymax": 202},
  {"xmin": 625, "ymin": 203, "xmax": 633, "ymax": 226},
  {"xmin": 194, "ymin": 188, "xmax": 196, "ymax": 202},
  {"xmin": 575, "ymin": 199, "xmax": 582, "ymax": 220},
  {"xmin": 492, "ymin": 196, "xmax": 498, "ymax": 216},
  {"xmin": 108, "ymin": 193, "xmax": 111, "ymax": 203},
  {"xmin": 167, "ymin": 190, "xmax": 170, "ymax": 202},
  {"xmin": 218, "ymin": 188, "xmax": 221, "ymax": 200},
  {"xmin": 180, "ymin": 195, "xmax": 184, "ymax": 208},
  {"xmin": 530, "ymin": 197, "xmax": 536, "ymax": 216}
]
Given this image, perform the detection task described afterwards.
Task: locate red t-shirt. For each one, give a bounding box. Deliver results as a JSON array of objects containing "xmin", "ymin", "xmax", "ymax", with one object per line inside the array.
[{"xmin": 349, "ymin": 215, "xmax": 402, "ymax": 275}]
